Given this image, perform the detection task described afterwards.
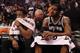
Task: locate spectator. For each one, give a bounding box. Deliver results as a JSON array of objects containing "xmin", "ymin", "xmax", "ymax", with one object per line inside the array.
[
  {"xmin": 33, "ymin": 9, "xmax": 45, "ymax": 53},
  {"xmin": 34, "ymin": 9, "xmax": 44, "ymax": 36}
]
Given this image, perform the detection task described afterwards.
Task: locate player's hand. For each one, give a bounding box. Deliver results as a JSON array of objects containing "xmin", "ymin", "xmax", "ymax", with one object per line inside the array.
[
  {"xmin": 42, "ymin": 31, "xmax": 54, "ymax": 41},
  {"xmin": 14, "ymin": 20, "xmax": 21, "ymax": 27}
]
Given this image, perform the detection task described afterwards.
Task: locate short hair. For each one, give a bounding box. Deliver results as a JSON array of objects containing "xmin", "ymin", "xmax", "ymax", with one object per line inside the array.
[
  {"xmin": 15, "ymin": 8, "xmax": 27, "ymax": 15},
  {"xmin": 48, "ymin": 4, "xmax": 61, "ymax": 13},
  {"xmin": 35, "ymin": 9, "xmax": 43, "ymax": 16}
]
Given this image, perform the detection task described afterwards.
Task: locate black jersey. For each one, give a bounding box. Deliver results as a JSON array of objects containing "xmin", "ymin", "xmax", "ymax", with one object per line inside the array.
[
  {"xmin": 35, "ymin": 21, "xmax": 43, "ymax": 31},
  {"xmin": 48, "ymin": 16, "xmax": 64, "ymax": 32}
]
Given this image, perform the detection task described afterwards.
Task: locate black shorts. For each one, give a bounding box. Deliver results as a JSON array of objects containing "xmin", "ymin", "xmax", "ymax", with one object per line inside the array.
[{"xmin": 38, "ymin": 45, "xmax": 69, "ymax": 53}]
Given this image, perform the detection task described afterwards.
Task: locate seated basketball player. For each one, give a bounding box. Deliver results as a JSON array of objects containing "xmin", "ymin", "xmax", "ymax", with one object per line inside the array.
[
  {"xmin": 9, "ymin": 8, "xmax": 35, "ymax": 53},
  {"xmin": 31, "ymin": 4, "xmax": 75, "ymax": 53}
]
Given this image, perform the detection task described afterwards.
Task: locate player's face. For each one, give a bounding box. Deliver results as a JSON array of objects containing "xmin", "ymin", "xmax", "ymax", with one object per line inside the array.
[
  {"xmin": 48, "ymin": 5, "xmax": 58, "ymax": 16},
  {"xmin": 16, "ymin": 10, "xmax": 23, "ymax": 17}
]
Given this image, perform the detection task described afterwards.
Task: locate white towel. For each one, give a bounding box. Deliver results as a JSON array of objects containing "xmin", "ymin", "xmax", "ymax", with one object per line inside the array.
[
  {"xmin": 16, "ymin": 17, "xmax": 35, "ymax": 32},
  {"xmin": 9, "ymin": 17, "xmax": 35, "ymax": 35},
  {"xmin": 31, "ymin": 36, "xmax": 75, "ymax": 52}
]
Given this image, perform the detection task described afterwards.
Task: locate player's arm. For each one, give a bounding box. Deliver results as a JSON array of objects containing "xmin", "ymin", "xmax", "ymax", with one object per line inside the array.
[{"xmin": 63, "ymin": 16, "xmax": 72, "ymax": 36}]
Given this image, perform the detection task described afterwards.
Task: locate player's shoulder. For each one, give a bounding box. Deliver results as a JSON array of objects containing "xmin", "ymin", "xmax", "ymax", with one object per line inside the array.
[
  {"xmin": 25, "ymin": 17, "xmax": 34, "ymax": 21},
  {"xmin": 63, "ymin": 16, "xmax": 69, "ymax": 20},
  {"xmin": 43, "ymin": 16, "xmax": 50, "ymax": 21}
]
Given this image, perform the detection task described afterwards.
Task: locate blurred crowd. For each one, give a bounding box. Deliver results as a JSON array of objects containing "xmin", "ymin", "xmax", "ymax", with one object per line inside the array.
[{"xmin": 0, "ymin": 0, "xmax": 80, "ymax": 30}]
